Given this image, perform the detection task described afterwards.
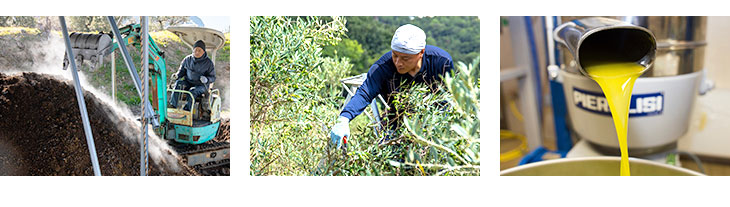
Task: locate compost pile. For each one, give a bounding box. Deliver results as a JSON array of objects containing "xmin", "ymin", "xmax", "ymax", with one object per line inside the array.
[
  {"xmin": 215, "ymin": 118, "xmax": 230, "ymax": 143},
  {"xmin": 0, "ymin": 72, "xmax": 194, "ymax": 176}
]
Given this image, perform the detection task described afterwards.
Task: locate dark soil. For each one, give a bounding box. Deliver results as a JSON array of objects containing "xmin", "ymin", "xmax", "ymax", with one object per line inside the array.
[
  {"xmin": 211, "ymin": 118, "xmax": 230, "ymax": 175},
  {"xmin": 0, "ymin": 72, "xmax": 195, "ymax": 176},
  {"xmin": 215, "ymin": 118, "xmax": 230, "ymax": 143}
]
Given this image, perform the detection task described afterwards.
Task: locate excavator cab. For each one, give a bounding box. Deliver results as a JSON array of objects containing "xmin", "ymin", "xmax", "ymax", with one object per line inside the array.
[
  {"xmin": 164, "ymin": 25, "xmax": 226, "ymax": 145},
  {"xmin": 165, "ymin": 81, "xmax": 222, "ymax": 144},
  {"xmin": 167, "ymin": 82, "xmax": 218, "ymax": 121}
]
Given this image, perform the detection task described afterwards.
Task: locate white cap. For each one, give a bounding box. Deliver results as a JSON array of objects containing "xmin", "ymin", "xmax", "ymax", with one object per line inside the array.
[{"xmin": 390, "ymin": 24, "xmax": 426, "ymax": 55}]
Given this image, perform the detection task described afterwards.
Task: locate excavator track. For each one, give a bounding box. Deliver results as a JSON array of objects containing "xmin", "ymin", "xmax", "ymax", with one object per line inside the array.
[{"xmin": 168, "ymin": 140, "xmax": 230, "ymax": 175}]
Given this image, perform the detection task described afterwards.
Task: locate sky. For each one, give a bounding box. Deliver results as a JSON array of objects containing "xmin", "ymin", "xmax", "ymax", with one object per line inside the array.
[{"xmin": 197, "ymin": 16, "xmax": 230, "ymax": 33}]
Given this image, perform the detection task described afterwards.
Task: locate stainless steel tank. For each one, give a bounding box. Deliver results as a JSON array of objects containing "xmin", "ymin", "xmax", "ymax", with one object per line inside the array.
[
  {"xmin": 500, "ymin": 157, "xmax": 703, "ymax": 176},
  {"xmin": 555, "ymin": 16, "xmax": 707, "ymax": 156},
  {"xmin": 558, "ymin": 16, "xmax": 707, "ymax": 77},
  {"xmin": 554, "ymin": 17, "xmax": 656, "ymax": 77}
]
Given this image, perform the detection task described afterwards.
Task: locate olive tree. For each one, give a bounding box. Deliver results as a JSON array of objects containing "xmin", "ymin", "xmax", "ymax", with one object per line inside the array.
[
  {"xmin": 250, "ymin": 16, "xmax": 480, "ymax": 176},
  {"xmin": 249, "ymin": 16, "xmax": 349, "ymax": 175},
  {"xmin": 311, "ymin": 57, "xmax": 480, "ymax": 176}
]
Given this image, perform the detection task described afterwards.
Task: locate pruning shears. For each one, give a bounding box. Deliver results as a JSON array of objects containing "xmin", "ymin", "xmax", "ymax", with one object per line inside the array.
[
  {"xmin": 341, "ymin": 135, "xmax": 348, "ymax": 155},
  {"xmin": 311, "ymin": 125, "xmax": 349, "ymax": 175}
]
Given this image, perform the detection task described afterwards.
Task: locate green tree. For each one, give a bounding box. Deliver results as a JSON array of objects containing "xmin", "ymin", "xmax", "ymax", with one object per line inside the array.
[
  {"xmin": 0, "ymin": 16, "xmax": 36, "ymax": 27},
  {"xmin": 323, "ymin": 56, "xmax": 481, "ymax": 176},
  {"xmin": 68, "ymin": 16, "xmax": 110, "ymax": 32},
  {"xmin": 392, "ymin": 56, "xmax": 481, "ymax": 175},
  {"xmin": 326, "ymin": 16, "xmax": 480, "ymax": 75},
  {"xmin": 343, "ymin": 16, "xmax": 397, "ymax": 74},
  {"xmin": 150, "ymin": 16, "xmax": 189, "ymax": 31},
  {"xmin": 250, "ymin": 16, "xmax": 480, "ymax": 176},
  {"xmin": 322, "ymin": 38, "xmax": 365, "ymax": 72},
  {"xmin": 249, "ymin": 16, "xmax": 351, "ymax": 175},
  {"xmin": 65, "ymin": 16, "xmax": 183, "ymax": 33}
]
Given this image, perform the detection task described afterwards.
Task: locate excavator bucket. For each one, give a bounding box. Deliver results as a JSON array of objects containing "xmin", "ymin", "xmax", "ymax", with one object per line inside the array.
[{"xmin": 62, "ymin": 32, "xmax": 113, "ymax": 71}]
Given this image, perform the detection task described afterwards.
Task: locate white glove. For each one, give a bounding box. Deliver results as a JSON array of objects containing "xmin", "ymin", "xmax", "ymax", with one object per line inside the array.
[
  {"xmin": 200, "ymin": 76, "xmax": 208, "ymax": 84},
  {"xmin": 171, "ymin": 73, "xmax": 178, "ymax": 80},
  {"xmin": 329, "ymin": 116, "xmax": 350, "ymax": 149}
]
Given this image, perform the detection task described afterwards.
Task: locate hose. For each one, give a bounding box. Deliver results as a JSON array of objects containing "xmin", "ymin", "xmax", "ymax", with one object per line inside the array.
[
  {"xmin": 672, "ymin": 150, "xmax": 706, "ymax": 175},
  {"xmin": 500, "ymin": 129, "xmax": 527, "ymax": 162},
  {"xmin": 508, "ymin": 100, "xmax": 524, "ymax": 122}
]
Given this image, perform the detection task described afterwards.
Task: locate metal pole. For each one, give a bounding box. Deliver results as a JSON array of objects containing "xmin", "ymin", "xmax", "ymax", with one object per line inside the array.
[
  {"xmin": 112, "ymin": 51, "xmax": 115, "ymax": 101},
  {"xmin": 140, "ymin": 16, "xmax": 149, "ymax": 176},
  {"xmin": 508, "ymin": 16, "xmax": 543, "ymax": 151},
  {"xmin": 545, "ymin": 16, "xmax": 556, "ymax": 66},
  {"xmin": 107, "ymin": 16, "xmax": 141, "ymax": 97},
  {"xmin": 211, "ymin": 51, "xmax": 216, "ymax": 66},
  {"xmin": 106, "ymin": 16, "xmax": 160, "ymax": 128},
  {"xmin": 59, "ymin": 16, "xmax": 102, "ymax": 176}
]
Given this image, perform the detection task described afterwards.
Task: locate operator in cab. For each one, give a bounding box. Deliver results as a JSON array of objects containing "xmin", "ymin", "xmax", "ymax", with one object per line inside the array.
[{"xmin": 169, "ymin": 40, "xmax": 216, "ymax": 111}]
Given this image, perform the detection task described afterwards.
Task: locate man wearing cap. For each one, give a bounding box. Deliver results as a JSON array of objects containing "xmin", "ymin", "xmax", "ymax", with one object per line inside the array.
[
  {"xmin": 169, "ymin": 40, "xmax": 216, "ymax": 111},
  {"xmin": 329, "ymin": 24, "xmax": 454, "ymax": 149}
]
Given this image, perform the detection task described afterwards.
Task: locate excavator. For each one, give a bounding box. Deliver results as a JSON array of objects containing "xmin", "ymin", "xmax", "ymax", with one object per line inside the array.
[{"xmin": 63, "ymin": 23, "xmax": 229, "ymax": 175}]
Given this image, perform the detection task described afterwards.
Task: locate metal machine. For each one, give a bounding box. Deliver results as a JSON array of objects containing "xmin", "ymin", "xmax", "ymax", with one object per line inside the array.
[
  {"xmin": 501, "ymin": 16, "xmax": 715, "ymax": 169},
  {"xmin": 553, "ymin": 17, "xmax": 713, "ymax": 156},
  {"xmin": 63, "ymin": 19, "xmax": 229, "ymax": 174},
  {"xmin": 165, "ymin": 26, "xmax": 229, "ymax": 172}
]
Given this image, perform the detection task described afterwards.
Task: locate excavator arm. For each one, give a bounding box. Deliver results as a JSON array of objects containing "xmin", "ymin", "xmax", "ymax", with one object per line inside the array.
[{"xmin": 63, "ymin": 23, "xmax": 169, "ymax": 126}]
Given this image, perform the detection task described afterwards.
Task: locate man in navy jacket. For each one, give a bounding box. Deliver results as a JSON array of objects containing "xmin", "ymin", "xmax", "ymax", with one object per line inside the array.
[
  {"xmin": 169, "ymin": 40, "xmax": 216, "ymax": 111},
  {"xmin": 329, "ymin": 24, "xmax": 453, "ymax": 149}
]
